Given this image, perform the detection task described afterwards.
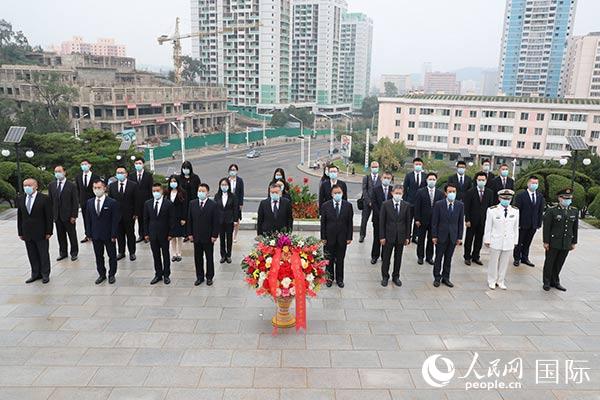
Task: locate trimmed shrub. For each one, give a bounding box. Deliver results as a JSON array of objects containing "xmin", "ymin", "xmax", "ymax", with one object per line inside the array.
[{"xmin": 546, "ymin": 174, "xmax": 585, "ymax": 209}]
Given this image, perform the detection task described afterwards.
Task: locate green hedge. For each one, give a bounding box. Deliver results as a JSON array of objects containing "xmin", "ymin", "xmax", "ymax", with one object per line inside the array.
[
  {"xmin": 546, "ymin": 174, "xmax": 585, "ymax": 209},
  {"xmin": 0, "ymin": 179, "xmax": 17, "ymax": 205},
  {"xmin": 589, "ymin": 192, "xmax": 600, "ymax": 219},
  {"xmin": 515, "ymin": 168, "xmax": 594, "ymax": 191}
]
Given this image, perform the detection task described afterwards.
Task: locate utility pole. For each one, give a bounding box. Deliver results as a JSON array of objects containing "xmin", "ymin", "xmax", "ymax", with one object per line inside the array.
[
  {"xmin": 262, "ymin": 117, "xmax": 267, "ymax": 146},
  {"xmin": 364, "ymin": 128, "xmax": 370, "ymax": 171},
  {"xmin": 246, "ymin": 127, "xmax": 250, "ymax": 148},
  {"xmin": 179, "ymin": 121, "xmax": 185, "ymax": 162},
  {"xmin": 225, "ymin": 119, "xmax": 229, "ymax": 151}
]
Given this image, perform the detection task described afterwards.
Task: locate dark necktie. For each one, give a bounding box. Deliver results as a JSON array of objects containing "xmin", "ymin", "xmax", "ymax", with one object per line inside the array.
[
  {"xmin": 83, "ymin": 174, "xmax": 88, "ymax": 187},
  {"xmin": 138, "ymin": 173, "xmax": 142, "ymax": 183},
  {"xmin": 448, "ymin": 203, "xmax": 453, "ymax": 214},
  {"xmin": 273, "ymin": 201, "xmax": 279, "ymax": 217},
  {"xmin": 416, "ymin": 173, "xmax": 420, "ymax": 187},
  {"xmin": 395, "ymin": 202, "xmax": 400, "ymax": 215},
  {"xmin": 384, "ymin": 188, "xmax": 388, "ymax": 199},
  {"xmin": 119, "ymin": 183, "xmax": 124, "ymax": 194},
  {"xmin": 502, "ymin": 178, "xmax": 506, "ymax": 188},
  {"xmin": 200, "ymin": 201, "xmax": 204, "ymax": 209},
  {"xmin": 459, "ymin": 176, "xmax": 463, "ymax": 187},
  {"xmin": 57, "ymin": 181, "xmax": 63, "ymax": 197},
  {"xmin": 335, "ymin": 202, "xmax": 340, "ymax": 217},
  {"xmin": 96, "ymin": 198, "xmax": 101, "ymax": 216},
  {"xmin": 154, "ymin": 200, "xmax": 159, "ymax": 216},
  {"xmin": 430, "ymin": 190, "xmax": 434, "ymax": 206},
  {"xmin": 504, "ymin": 207, "xmax": 508, "ymax": 218},
  {"xmin": 531, "ymin": 193, "xmax": 535, "ymax": 204},
  {"xmin": 479, "ymin": 190, "xmax": 483, "ymax": 202},
  {"xmin": 26, "ymin": 195, "xmax": 33, "ymax": 214}
]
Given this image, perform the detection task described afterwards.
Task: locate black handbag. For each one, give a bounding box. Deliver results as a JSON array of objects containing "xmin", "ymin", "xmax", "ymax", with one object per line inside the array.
[{"xmin": 357, "ymin": 198, "xmax": 364, "ymax": 210}]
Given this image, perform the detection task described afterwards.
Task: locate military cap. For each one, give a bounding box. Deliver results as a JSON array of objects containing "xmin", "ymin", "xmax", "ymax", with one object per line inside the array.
[
  {"xmin": 497, "ymin": 189, "xmax": 515, "ymax": 199},
  {"xmin": 557, "ymin": 188, "xmax": 573, "ymax": 199}
]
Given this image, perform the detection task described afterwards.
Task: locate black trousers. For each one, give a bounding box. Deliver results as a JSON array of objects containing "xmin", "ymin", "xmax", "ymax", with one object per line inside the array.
[
  {"xmin": 25, "ymin": 239, "xmax": 51, "ymax": 279},
  {"xmin": 416, "ymin": 223, "xmax": 434, "ymax": 261},
  {"xmin": 325, "ymin": 240, "xmax": 347, "ymax": 283},
  {"xmin": 80, "ymin": 203, "xmax": 89, "ymax": 238},
  {"xmin": 371, "ymin": 215, "xmax": 382, "ymax": 260},
  {"xmin": 434, "ymin": 239, "xmax": 456, "ymax": 281},
  {"xmin": 136, "ymin": 211, "xmax": 144, "ymax": 238},
  {"xmin": 150, "ymin": 238, "xmax": 171, "ymax": 278},
  {"xmin": 55, "ymin": 218, "xmax": 78, "ymax": 257},
  {"xmin": 92, "ymin": 239, "xmax": 117, "ymax": 278},
  {"xmin": 381, "ymin": 240, "xmax": 405, "ymax": 280},
  {"xmin": 514, "ymin": 228, "xmax": 537, "ymax": 263},
  {"xmin": 464, "ymin": 223, "xmax": 485, "ymax": 261},
  {"xmin": 543, "ymin": 247, "xmax": 570, "ymax": 286},
  {"xmin": 360, "ymin": 203, "xmax": 371, "ymax": 238},
  {"xmin": 219, "ymin": 223, "xmax": 234, "ymax": 258},
  {"xmin": 194, "ymin": 241, "xmax": 215, "ymax": 281},
  {"xmin": 117, "ymin": 218, "xmax": 136, "ymax": 256}
]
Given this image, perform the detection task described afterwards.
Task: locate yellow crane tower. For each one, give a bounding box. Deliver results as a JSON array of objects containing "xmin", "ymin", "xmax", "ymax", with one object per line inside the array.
[{"xmin": 158, "ymin": 17, "xmax": 261, "ymax": 85}]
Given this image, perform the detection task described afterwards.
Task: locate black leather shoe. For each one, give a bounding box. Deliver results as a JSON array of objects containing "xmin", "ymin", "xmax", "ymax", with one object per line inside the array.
[
  {"xmin": 393, "ymin": 278, "xmax": 402, "ymax": 287},
  {"xmin": 108, "ymin": 276, "xmax": 116, "ymax": 284},
  {"xmin": 326, "ymin": 280, "xmax": 333, "ymax": 288},
  {"xmin": 359, "ymin": 236, "xmax": 365, "ymax": 243},
  {"xmin": 220, "ymin": 257, "xmax": 226, "ymax": 264},
  {"xmin": 543, "ymin": 284, "xmax": 551, "ymax": 291},
  {"xmin": 56, "ymin": 255, "xmax": 68, "ymax": 261},
  {"xmin": 117, "ymin": 254, "xmax": 125, "ymax": 261},
  {"xmin": 42, "ymin": 277, "xmax": 49, "ymax": 284},
  {"xmin": 433, "ymin": 280, "xmax": 441, "ymax": 288},
  {"xmin": 194, "ymin": 279, "xmax": 204, "ymax": 286},
  {"xmin": 136, "ymin": 237, "xmax": 144, "ymax": 243},
  {"xmin": 554, "ymin": 283, "xmax": 567, "ymax": 292},
  {"xmin": 129, "ymin": 254, "xmax": 136, "ymax": 261},
  {"xmin": 164, "ymin": 277, "xmax": 171, "ymax": 285},
  {"xmin": 513, "ymin": 260, "xmax": 520, "ymax": 267},
  {"xmin": 226, "ymin": 257, "xmax": 232, "ymax": 264},
  {"xmin": 370, "ymin": 258, "xmax": 377, "ymax": 265},
  {"xmin": 523, "ymin": 260, "xmax": 535, "ymax": 267},
  {"xmin": 473, "ymin": 259, "xmax": 483, "ymax": 266},
  {"xmin": 426, "ymin": 259, "xmax": 434, "ymax": 265},
  {"xmin": 417, "ymin": 258, "xmax": 424, "ymax": 265},
  {"xmin": 411, "ymin": 238, "xmax": 418, "ymax": 244},
  {"xmin": 464, "ymin": 259, "xmax": 472, "ymax": 266},
  {"xmin": 207, "ymin": 279, "xmax": 213, "ymax": 286},
  {"xmin": 337, "ymin": 281, "xmax": 344, "ymax": 288},
  {"xmin": 71, "ymin": 255, "xmax": 78, "ymax": 261},
  {"xmin": 172, "ymin": 256, "xmax": 177, "ymax": 262},
  {"xmin": 80, "ymin": 237, "xmax": 89, "ymax": 243},
  {"xmin": 26, "ymin": 276, "xmax": 41, "ymax": 284},
  {"xmin": 442, "ymin": 279, "xmax": 454, "ymax": 288},
  {"xmin": 176, "ymin": 256, "xmax": 182, "ymax": 262},
  {"xmin": 95, "ymin": 276, "xmax": 106, "ymax": 285},
  {"xmin": 150, "ymin": 276, "xmax": 162, "ymax": 285},
  {"xmin": 381, "ymin": 279, "xmax": 388, "ymax": 287}
]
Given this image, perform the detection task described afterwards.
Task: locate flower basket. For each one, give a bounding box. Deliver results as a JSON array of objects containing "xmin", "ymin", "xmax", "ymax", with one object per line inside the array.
[
  {"xmin": 242, "ymin": 233, "xmax": 329, "ymax": 331},
  {"xmin": 288, "ymin": 177, "xmax": 319, "ymax": 220}
]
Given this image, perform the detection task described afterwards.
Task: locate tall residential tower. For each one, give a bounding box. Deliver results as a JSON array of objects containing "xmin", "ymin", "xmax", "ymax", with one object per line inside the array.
[
  {"xmin": 561, "ymin": 32, "xmax": 600, "ymax": 98},
  {"xmin": 339, "ymin": 12, "xmax": 373, "ymax": 109},
  {"xmin": 498, "ymin": 0, "xmax": 577, "ymax": 98}
]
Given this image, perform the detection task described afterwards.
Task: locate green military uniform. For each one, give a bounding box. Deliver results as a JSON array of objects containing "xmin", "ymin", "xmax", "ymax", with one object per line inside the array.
[{"xmin": 542, "ymin": 188, "xmax": 578, "ymax": 290}]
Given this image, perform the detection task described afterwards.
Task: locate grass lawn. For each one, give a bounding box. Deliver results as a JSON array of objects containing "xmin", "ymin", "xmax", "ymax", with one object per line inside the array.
[
  {"xmin": 332, "ymin": 159, "xmax": 367, "ymax": 176},
  {"xmin": 584, "ymin": 217, "xmax": 600, "ymax": 229}
]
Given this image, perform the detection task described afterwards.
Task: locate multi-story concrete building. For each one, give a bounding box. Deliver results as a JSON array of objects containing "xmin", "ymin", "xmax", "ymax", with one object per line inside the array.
[
  {"xmin": 378, "ymin": 94, "xmax": 600, "ymax": 164},
  {"xmin": 59, "ymin": 36, "xmax": 126, "ymax": 57},
  {"xmin": 498, "ymin": 0, "xmax": 577, "ymax": 98},
  {"xmin": 291, "ymin": 0, "xmax": 351, "ymax": 114},
  {"xmin": 424, "ymin": 72, "xmax": 460, "ymax": 95},
  {"xmin": 338, "ymin": 12, "xmax": 373, "ymax": 110},
  {"xmin": 0, "ymin": 55, "xmax": 230, "ymax": 143},
  {"xmin": 190, "ymin": 0, "xmax": 292, "ymax": 108},
  {"xmin": 561, "ymin": 32, "xmax": 600, "ymax": 98},
  {"xmin": 482, "ymin": 70, "xmax": 499, "ymax": 96},
  {"xmin": 379, "ymin": 74, "xmax": 412, "ymax": 95}
]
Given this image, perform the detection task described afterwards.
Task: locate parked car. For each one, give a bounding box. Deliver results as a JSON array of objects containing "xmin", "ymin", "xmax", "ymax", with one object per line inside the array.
[{"xmin": 246, "ymin": 149, "xmax": 261, "ymax": 159}]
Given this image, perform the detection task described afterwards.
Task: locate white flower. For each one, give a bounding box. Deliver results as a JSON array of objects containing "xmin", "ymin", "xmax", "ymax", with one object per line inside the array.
[
  {"xmin": 281, "ymin": 277, "xmax": 292, "ymax": 289},
  {"xmin": 290, "ymin": 287, "xmax": 296, "ymax": 296},
  {"xmin": 298, "ymin": 241, "xmax": 304, "ymax": 247},
  {"xmin": 276, "ymin": 288, "xmax": 282, "ymax": 297},
  {"xmin": 306, "ymin": 274, "xmax": 315, "ymax": 282},
  {"xmin": 259, "ymin": 272, "xmax": 267, "ymax": 280},
  {"xmin": 269, "ymin": 240, "xmax": 276, "ymax": 246},
  {"xmin": 265, "ymin": 257, "xmax": 272, "ymax": 264}
]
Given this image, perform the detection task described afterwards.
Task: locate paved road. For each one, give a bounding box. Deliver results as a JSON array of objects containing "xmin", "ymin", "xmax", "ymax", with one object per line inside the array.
[{"xmin": 155, "ymin": 138, "xmax": 363, "ymax": 207}]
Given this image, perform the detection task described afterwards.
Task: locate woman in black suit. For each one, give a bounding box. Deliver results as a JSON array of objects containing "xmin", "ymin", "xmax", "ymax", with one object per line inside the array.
[
  {"xmin": 178, "ymin": 161, "xmax": 201, "ymax": 200},
  {"xmin": 215, "ymin": 178, "xmax": 239, "ymax": 264},
  {"xmin": 272, "ymin": 168, "xmax": 290, "ymax": 192},
  {"xmin": 167, "ymin": 175, "xmax": 188, "ymax": 262},
  {"xmin": 228, "ymin": 164, "xmax": 244, "ymax": 243}
]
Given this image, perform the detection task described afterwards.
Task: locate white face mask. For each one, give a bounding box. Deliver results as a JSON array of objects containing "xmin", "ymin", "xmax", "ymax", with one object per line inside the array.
[{"xmin": 93, "ymin": 188, "xmax": 105, "ymax": 198}]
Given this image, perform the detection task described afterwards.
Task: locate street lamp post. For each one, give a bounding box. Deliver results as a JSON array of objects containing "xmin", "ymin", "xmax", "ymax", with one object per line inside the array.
[
  {"xmin": 225, "ymin": 119, "xmax": 230, "ymax": 151},
  {"xmin": 364, "ymin": 128, "xmax": 370, "ymax": 171},
  {"xmin": 170, "ymin": 121, "xmax": 186, "ymax": 162},
  {"xmin": 74, "ymin": 113, "xmax": 89, "ymax": 139},
  {"xmin": 289, "ymin": 114, "xmax": 304, "ymax": 165},
  {"xmin": 316, "ymin": 114, "xmax": 334, "ymax": 156},
  {"xmin": 560, "ymin": 155, "xmax": 592, "ymax": 190}
]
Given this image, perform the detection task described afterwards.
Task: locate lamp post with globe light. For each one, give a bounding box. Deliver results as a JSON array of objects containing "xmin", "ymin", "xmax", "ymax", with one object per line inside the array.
[{"xmin": 559, "ymin": 156, "xmax": 592, "ymax": 190}]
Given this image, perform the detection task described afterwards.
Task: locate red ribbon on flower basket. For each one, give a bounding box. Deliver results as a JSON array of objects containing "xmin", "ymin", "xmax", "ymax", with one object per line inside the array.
[
  {"xmin": 268, "ymin": 248, "xmax": 282, "ymax": 335},
  {"xmin": 290, "ymin": 249, "xmax": 307, "ymax": 332}
]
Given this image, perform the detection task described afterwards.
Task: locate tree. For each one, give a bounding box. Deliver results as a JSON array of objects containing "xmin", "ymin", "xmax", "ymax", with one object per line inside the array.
[
  {"xmin": 384, "ymin": 81, "xmax": 398, "ymax": 97},
  {"xmin": 269, "ymin": 106, "xmax": 314, "ymax": 128},
  {"xmin": 180, "ymin": 56, "xmax": 203, "ymax": 84},
  {"xmin": 31, "ymin": 72, "xmax": 77, "ymax": 123},
  {"xmin": 360, "ymin": 96, "xmax": 379, "ymax": 119},
  {"xmin": 371, "ymin": 138, "xmax": 409, "ymax": 172},
  {"xmin": 271, "ymin": 111, "xmax": 288, "ymax": 127},
  {"xmin": 0, "ymin": 19, "xmax": 36, "ymax": 65}
]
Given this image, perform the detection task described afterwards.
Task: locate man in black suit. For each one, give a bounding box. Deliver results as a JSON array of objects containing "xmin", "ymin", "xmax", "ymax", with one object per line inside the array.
[
  {"xmin": 431, "ymin": 183, "xmax": 464, "ymax": 288},
  {"xmin": 320, "ymin": 184, "xmax": 353, "ymax": 288},
  {"xmin": 379, "ymin": 184, "xmax": 412, "ymax": 287},
  {"xmin": 479, "ymin": 159, "xmax": 496, "ymax": 190},
  {"xmin": 359, "ymin": 161, "xmax": 381, "ymax": 242},
  {"xmin": 370, "ymin": 172, "xmax": 394, "ymax": 264},
  {"xmin": 144, "ymin": 183, "xmax": 176, "ymax": 285},
  {"xmin": 49, "ymin": 165, "xmax": 79, "ymax": 261},
  {"xmin": 17, "ymin": 178, "xmax": 53, "ymax": 284},
  {"xmin": 403, "ymin": 157, "xmax": 427, "ymax": 243},
  {"xmin": 85, "ymin": 179, "xmax": 120, "ymax": 284},
  {"xmin": 130, "ymin": 157, "xmax": 154, "ymax": 242},
  {"xmin": 447, "ymin": 160, "xmax": 473, "ymax": 201},
  {"xmin": 513, "ymin": 175, "xmax": 545, "ymax": 267},
  {"xmin": 463, "ymin": 172, "xmax": 495, "ymax": 266},
  {"xmin": 75, "ymin": 159, "xmax": 99, "ymax": 243},
  {"xmin": 414, "ymin": 173, "xmax": 444, "ymax": 265},
  {"xmin": 257, "ymin": 184, "xmax": 294, "ymax": 236},
  {"xmin": 490, "ymin": 163, "xmax": 514, "ymax": 198},
  {"xmin": 108, "ymin": 167, "xmax": 138, "ymax": 261},
  {"xmin": 319, "ymin": 166, "xmax": 348, "ymax": 209},
  {"xmin": 188, "ymin": 184, "xmax": 221, "ymax": 286}
]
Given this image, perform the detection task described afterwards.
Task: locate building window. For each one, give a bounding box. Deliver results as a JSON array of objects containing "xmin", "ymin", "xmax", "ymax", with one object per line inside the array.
[
  {"xmin": 483, "ymin": 110, "xmax": 497, "ymax": 118},
  {"xmin": 396, "ymin": 107, "xmax": 401, "ymax": 114},
  {"xmin": 408, "ymin": 121, "xmax": 415, "ymax": 128},
  {"xmin": 593, "ymin": 116, "xmax": 600, "ymax": 124},
  {"xmin": 570, "ymin": 114, "xmax": 588, "ymax": 122},
  {"xmin": 592, "ymin": 131, "xmax": 600, "ymax": 140},
  {"xmin": 452, "ymin": 137, "xmax": 460, "ymax": 144},
  {"xmin": 419, "ymin": 121, "xmax": 433, "ymax": 129},
  {"xmin": 548, "ymin": 128, "xmax": 565, "ymax": 136},
  {"xmin": 467, "ymin": 138, "xmax": 474, "ymax": 145},
  {"xmin": 468, "ymin": 124, "xmax": 476, "ymax": 132},
  {"xmin": 469, "ymin": 110, "xmax": 477, "ymax": 118},
  {"xmin": 534, "ymin": 128, "xmax": 543, "ymax": 136},
  {"xmin": 420, "ymin": 108, "xmax": 434, "ymax": 115},
  {"xmin": 546, "ymin": 143, "xmax": 564, "ymax": 150},
  {"xmin": 517, "ymin": 141, "xmax": 525, "ymax": 149},
  {"xmin": 455, "ymin": 110, "xmax": 463, "ymax": 117},
  {"xmin": 418, "ymin": 135, "xmax": 432, "ymax": 142},
  {"xmin": 453, "ymin": 123, "xmax": 461, "ymax": 130},
  {"xmin": 437, "ymin": 109, "xmax": 450, "ymax": 116},
  {"xmin": 537, "ymin": 113, "xmax": 545, "ymax": 121},
  {"xmin": 568, "ymin": 129, "xmax": 585, "ymax": 137},
  {"xmin": 498, "ymin": 126, "xmax": 514, "ymax": 133},
  {"xmin": 519, "ymin": 127, "xmax": 527, "ymax": 134},
  {"xmin": 395, "ymin": 120, "xmax": 401, "ymax": 127},
  {"xmin": 499, "ymin": 111, "xmax": 515, "ymax": 119},
  {"xmin": 480, "ymin": 124, "xmax": 494, "ymax": 132},
  {"xmin": 551, "ymin": 113, "xmax": 568, "ymax": 121},
  {"xmin": 407, "ymin": 134, "xmax": 414, "ymax": 141},
  {"xmin": 409, "ymin": 107, "xmax": 416, "ymax": 115},
  {"xmin": 496, "ymin": 140, "xmax": 512, "ymax": 147},
  {"xmin": 394, "ymin": 132, "xmax": 400, "ymax": 139},
  {"xmin": 434, "ymin": 122, "xmax": 449, "ymax": 129},
  {"xmin": 479, "ymin": 138, "xmax": 494, "ymax": 146},
  {"xmin": 533, "ymin": 142, "xmax": 541, "ymax": 150},
  {"xmin": 520, "ymin": 112, "xmax": 529, "ymax": 120}
]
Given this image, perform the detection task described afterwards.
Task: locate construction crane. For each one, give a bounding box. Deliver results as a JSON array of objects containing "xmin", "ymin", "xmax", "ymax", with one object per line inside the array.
[{"xmin": 158, "ymin": 17, "xmax": 261, "ymax": 85}]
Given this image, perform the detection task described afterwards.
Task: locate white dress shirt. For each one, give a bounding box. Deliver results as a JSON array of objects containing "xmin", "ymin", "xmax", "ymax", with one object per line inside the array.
[{"xmin": 221, "ymin": 192, "xmax": 229, "ymax": 207}]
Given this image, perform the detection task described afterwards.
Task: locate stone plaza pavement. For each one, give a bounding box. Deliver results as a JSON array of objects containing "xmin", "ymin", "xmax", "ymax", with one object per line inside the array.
[{"xmin": 1, "ymin": 217, "xmax": 600, "ymax": 400}]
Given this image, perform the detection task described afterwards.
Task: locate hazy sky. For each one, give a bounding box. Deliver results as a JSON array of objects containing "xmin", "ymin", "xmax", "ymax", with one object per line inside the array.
[{"xmin": 4, "ymin": 0, "xmax": 600, "ymax": 80}]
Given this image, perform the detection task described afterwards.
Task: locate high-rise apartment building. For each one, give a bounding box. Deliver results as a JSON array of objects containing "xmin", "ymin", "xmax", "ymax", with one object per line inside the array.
[
  {"xmin": 338, "ymin": 12, "xmax": 373, "ymax": 109},
  {"xmin": 190, "ymin": 0, "xmax": 292, "ymax": 107},
  {"xmin": 498, "ymin": 0, "xmax": 577, "ymax": 98},
  {"xmin": 482, "ymin": 70, "xmax": 500, "ymax": 96},
  {"xmin": 424, "ymin": 72, "xmax": 460, "ymax": 94},
  {"xmin": 379, "ymin": 74, "xmax": 412, "ymax": 95},
  {"xmin": 59, "ymin": 37, "xmax": 126, "ymax": 57},
  {"xmin": 561, "ymin": 32, "xmax": 600, "ymax": 98}
]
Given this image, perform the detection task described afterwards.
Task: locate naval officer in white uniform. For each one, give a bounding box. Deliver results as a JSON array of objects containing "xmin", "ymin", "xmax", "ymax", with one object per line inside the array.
[{"xmin": 483, "ymin": 189, "xmax": 519, "ymax": 290}]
